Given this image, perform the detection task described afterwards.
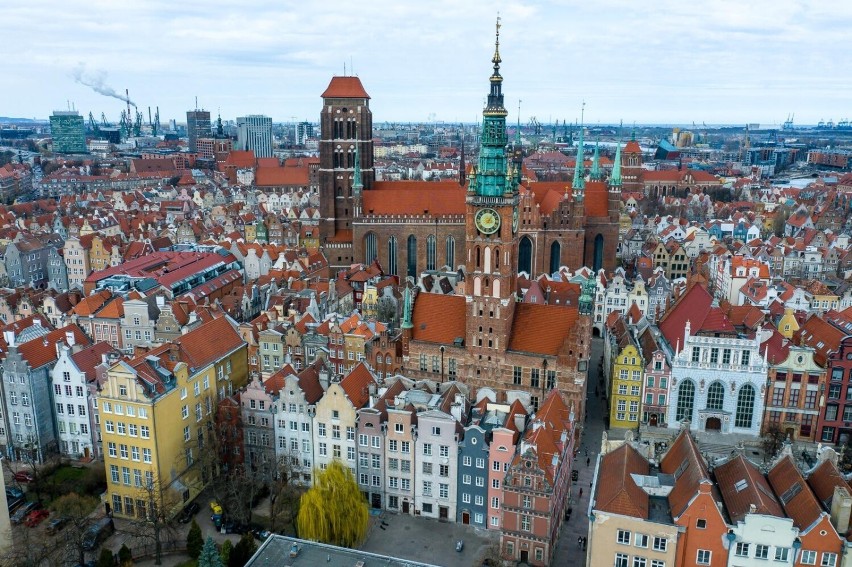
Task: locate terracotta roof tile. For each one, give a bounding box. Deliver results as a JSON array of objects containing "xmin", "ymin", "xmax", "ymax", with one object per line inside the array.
[
  {"xmin": 594, "ymin": 443, "xmax": 650, "ymax": 518},
  {"xmin": 177, "ymin": 316, "xmax": 245, "ymax": 371},
  {"xmin": 321, "ymin": 76, "xmax": 370, "ymax": 99},
  {"xmin": 659, "ymin": 283, "xmax": 714, "ymax": 349},
  {"xmin": 660, "ymin": 430, "xmax": 716, "ymax": 519},
  {"xmin": 715, "ymin": 454, "xmax": 783, "ymax": 524},
  {"xmin": 584, "ymin": 180, "xmax": 610, "ymax": 218},
  {"xmin": 363, "ymin": 181, "xmax": 465, "ymax": 216},
  {"xmin": 17, "ymin": 324, "xmax": 92, "ymax": 370},
  {"xmin": 767, "ymin": 455, "xmax": 824, "ymax": 531},
  {"xmin": 508, "ymin": 303, "xmax": 578, "ymax": 356},
  {"xmin": 807, "ymin": 459, "xmax": 849, "ymax": 510},
  {"xmin": 70, "ymin": 341, "xmax": 119, "ymax": 383},
  {"xmin": 411, "ymin": 293, "xmax": 466, "ymax": 344},
  {"xmin": 339, "ymin": 361, "xmax": 376, "ymax": 408}
]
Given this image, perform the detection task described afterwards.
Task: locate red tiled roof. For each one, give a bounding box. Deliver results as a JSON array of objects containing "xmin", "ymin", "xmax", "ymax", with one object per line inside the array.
[
  {"xmin": 715, "ymin": 454, "xmax": 783, "ymax": 524},
  {"xmin": 584, "ymin": 180, "xmax": 610, "ymax": 218},
  {"xmin": 659, "ymin": 283, "xmax": 714, "ymax": 349},
  {"xmin": 767, "ymin": 455, "xmax": 825, "ymax": 532},
  {"xmin": 508, "ymin": 303, "xmax": 578, "ymax": 356},
  {"xmin": 411, "ymin": 293, "xmax": 466, "ymax": 344},
  {"xmin": 594, "ymin": 443, "xmax": 649, "ymax": 518},
  {"xmin": 363, "ymin": 182, "xmax": 465, "ymax": 216},
  {"xmin": 339, "ymin": 361, "xmax": 376, "ymax": 408},
  {"xmin": 521, "ymin": 390, "xmax": 573, "ymax": 485},
  {"xmin": 70, "ymin": 341, "xmax": 118, "ymax": 382},
  {"xmin": 177, "ymin": 316, "xmax": 245, "ymax": 371},
  {"xmin": 17, "ymin": 325, "xmax": 92, "ymax": 370},
  {"xmin": 806, "ymin": 459, "xmax": 849, "ymax": 511},
  {"xmin": 321, "ymin": 76, "xmax": 370, "ymax": 99},
  {"xmin": 255, "ymin": 165, "xmax": 310, "ymax": 187},
  {"xmin": 660, "ymin": 430, "xmax": 716, "ymax": 519}
]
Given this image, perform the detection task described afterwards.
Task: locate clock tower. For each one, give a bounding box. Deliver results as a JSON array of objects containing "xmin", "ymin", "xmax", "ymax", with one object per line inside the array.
[{"xmin": 464, "ymin": 18, "xmax": 520, "ymax": 354}]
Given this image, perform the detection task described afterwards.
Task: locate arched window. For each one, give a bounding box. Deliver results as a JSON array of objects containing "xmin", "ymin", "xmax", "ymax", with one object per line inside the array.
[
  {"xmin": 593, "ymin": 234, "xmax": 604, "ymax": 273},
  {"xmin": 675, "ymin": 380, "xmax": 695, "ymax": 423},
  {"xmin": 426, "ymin": 235, "xmax": 436, "ymax": 271},
  {"xmin": 385, "ymin": 355, "xmax": 392, "ymax": 364},
  {"xmin": 476, "ymin": 246, "xmax": 481, "ymax": 268},
  {"xmin": 365, "ymin": 232, "xmax": 377, "ymax": 264},
  {"xmin": 493, "ymin": 279, "xmax": 501, "ymax": 298},
  {"xmin": 706, "ymin": 382, "xmax": 724, "ymax": 411},
  {"xmin": 387, "ymin": 236, "xmax": 398, "ymax": 275},
  {"xmin": 407, "ymin": 235, "xmax": 417, "ymax": 279},
  {"xmin": 445, "ymin": 236, "xmax": 455, "ymax": 269},
  {"xmin": 494, "ymin": 247, "xmax": 500, "ymax": 269},
  {"xmin": 549, "ymin": 241, "xmax": 561, "ymax": 275},
  {"xmin": 735, "ymin": 384, "xmax": 756, "ymax": 429},
  {"xmin": 518, "ymin": 236, "xmax": 533, "ymax": 275},
  {"xmin": 484, "ymin": 247, "xmax": 492, "ymax": 273},
  {"xmin": 473, "ymin": 277, "xmax": 482, "ymax": 296}
]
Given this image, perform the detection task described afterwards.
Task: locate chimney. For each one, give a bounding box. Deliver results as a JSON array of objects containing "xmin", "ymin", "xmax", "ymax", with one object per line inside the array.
[
  {"xmin": 319, "ymin": 367, "xmax": 330, "ymax": 391},
  {"xmin": 65, "ymin": 331, "xmax": 75, "ymax": 348},
  {"xmin": 156, "ymin": 295, "xmax": 165, "ymax": 308},
  {"xmin": 513, "ymin": 411, "xmax": 526, "ymax": 433},
  {"xmin": 3, "ymin": 330, "xmax": 14, "ymax": 348},
  {"xmin": 831, "ymin": 486, "xmax": 852, "ymax": 534}
]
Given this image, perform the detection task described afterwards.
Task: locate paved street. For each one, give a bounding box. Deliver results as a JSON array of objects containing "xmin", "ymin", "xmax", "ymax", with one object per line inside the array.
[{"xmin": 552, "ymin": 336, "xmax": 605, "ymax": 567}]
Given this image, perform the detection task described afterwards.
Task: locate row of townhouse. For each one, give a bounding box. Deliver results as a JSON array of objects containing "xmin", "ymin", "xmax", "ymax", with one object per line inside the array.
[
  {"xmin": 590, "ymin": 430, "xmax": 852, "ymax": 567},
  {"xmin": 239, "ymin": 359, "xmax": 577, "ymax": 567},
  {"xmin": 592, "ymin": 267, "xmax": 672, "ymax": 334}
]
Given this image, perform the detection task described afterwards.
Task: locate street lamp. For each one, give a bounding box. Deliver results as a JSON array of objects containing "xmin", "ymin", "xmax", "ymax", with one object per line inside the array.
[{"xmin": 440, "ymin": 345, "xmax": 445, "ymax": 383}]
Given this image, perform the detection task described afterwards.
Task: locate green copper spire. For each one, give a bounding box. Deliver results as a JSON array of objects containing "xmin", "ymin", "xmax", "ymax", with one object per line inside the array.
[
  {"xmin": 352, "ymin": 140, "xmax": 363, "ymax": 194},
  {"xmin": 474, "ymin": 17, "xmax": 510, "ymax": 197},
  {"xmin": 579, "ymin": 274, "xmax": 595, "ymax": 315},
  {"xmin": 610, "ymin": 141, "xmax": 622, "ymax": 188},
  {"xmin": 572, "ymin": 124, "xmax": 585, "ymax": 191},
  {"xmin": 401, "ymin": 286, "xmax": 413, "ymax": 329},
  {"xmin": 590, "ymin": 138, "xmax": 601, "ymax": 181}
]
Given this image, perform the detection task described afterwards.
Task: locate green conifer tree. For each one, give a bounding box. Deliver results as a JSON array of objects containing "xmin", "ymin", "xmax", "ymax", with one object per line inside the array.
[
  {"xmin": 187, "ymin": 519, "xmax": 203, "ymax": 559},
  {"xmin": 198, "ymin": 537, "xmax": 223, "ymax": 567}
]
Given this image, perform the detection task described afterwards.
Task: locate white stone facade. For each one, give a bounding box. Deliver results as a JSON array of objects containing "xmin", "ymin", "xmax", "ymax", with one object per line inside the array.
[{"xmin": 666, "ymin": 322, "xmax": 768, "ymax": 437}]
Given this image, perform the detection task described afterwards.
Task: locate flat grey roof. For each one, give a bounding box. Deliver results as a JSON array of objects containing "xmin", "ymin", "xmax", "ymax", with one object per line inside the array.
[{"xmin": 246, "ymin": 535, "xmax": 442, "ymax": 567}]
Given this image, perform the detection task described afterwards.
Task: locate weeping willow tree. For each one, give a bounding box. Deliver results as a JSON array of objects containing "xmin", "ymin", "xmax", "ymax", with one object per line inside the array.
[{"xmin": 297, "ymin": 460, "xmax": 369, "ymax": 547}]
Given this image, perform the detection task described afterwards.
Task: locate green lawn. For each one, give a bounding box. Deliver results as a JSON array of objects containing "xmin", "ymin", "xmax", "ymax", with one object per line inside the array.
[{"xmin": 51, "ymin": 465, "xmax": 86, "ymax": 484}]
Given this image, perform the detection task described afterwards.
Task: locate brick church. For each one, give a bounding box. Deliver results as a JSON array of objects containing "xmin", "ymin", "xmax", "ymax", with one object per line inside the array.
[{"xmin": 318, "ymin": 25, "xmax": 617, "ymax": 419}]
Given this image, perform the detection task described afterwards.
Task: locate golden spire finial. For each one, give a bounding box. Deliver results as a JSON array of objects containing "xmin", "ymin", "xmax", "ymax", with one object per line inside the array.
[{"xmin": 492, "ymin": 14, "xmax": 502, "ymax": 67}]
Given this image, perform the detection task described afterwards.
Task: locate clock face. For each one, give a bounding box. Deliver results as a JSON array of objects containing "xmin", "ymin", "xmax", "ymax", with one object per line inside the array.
[
  {"xmin": 512, "ymin": 207, "xmax": 519, "ymax": 233},
  {"xmin": 475, "ymin": 208, "xmax": 501, "ymax": 235}
]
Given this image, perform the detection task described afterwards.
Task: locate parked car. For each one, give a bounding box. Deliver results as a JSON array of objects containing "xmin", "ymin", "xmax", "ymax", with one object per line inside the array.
[
  {"xmin": 46, "ymin": 516, "xmax": 69, "ymax": 535},
  {"xmin": 178, "ymin": 502, "xmax": 200, "ymax": 523},
  {"xmin": 13, "ymin": 471, "xmax": 34, "ymax": 483},
  {"xmin": 24, "ymin": 508, "xmax": 49, "ymax": 527},
  {"xmin": 222, "ymin": 518, "xmax": 248, "ymax": 534},
  {"xmin": 82, "ymin": 517, "xmax": 115, "ymax": 551},
  {"xmin": 11, "ymin": 502, "xmax": 39, "ymax": 524},
  {"xmin": 289, "ymin": 543, "xmax": 300, "ymax": 558},
  {"xmin": 6, "ymin": 488, "xmax": 24, "ymax": 512}
]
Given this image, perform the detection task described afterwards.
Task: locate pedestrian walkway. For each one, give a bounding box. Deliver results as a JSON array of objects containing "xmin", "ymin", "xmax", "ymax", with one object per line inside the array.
[{"xmin": 552, "ymin": 337, "xmax": 607, "ymax": 567}]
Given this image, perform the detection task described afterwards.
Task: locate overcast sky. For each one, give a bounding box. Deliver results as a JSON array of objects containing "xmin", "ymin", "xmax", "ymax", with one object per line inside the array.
[{"xmin": 4, "ymin": 0, "xmax": 851, "ymax": 127}]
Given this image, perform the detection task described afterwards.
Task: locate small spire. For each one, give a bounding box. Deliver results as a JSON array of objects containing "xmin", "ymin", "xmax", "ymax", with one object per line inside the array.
[
  {"xmin": 401, "ymin": 286, "xmax": 413, "ymax": 329},
  {"xmin": 610, "ymin": 141, "xmax": 622, "ymax": 188},
  {"xmin": 352, "ymin": 140, "xmax": 363, "ymax": 194},
  {"xmin": 590, "ymin": 138, "xmax": 601, "ymax": 181},
  {"xmin": 572, "ymin": 105, "xmax": 585, "ymax": 192},
  {"xmin": 492, "ymin": 15, "xmax": 502, "ymax": 74},
  {"xmin": 458, "ymin": 130, "xmax": 466, "ymax": 186}
]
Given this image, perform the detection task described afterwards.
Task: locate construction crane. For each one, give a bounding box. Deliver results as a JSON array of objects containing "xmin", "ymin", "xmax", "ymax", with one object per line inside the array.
[
  {"xmin": 101, "ymin": 113, "xmax": 109, "ymax": 127},
  {"xmin": 119, "ymin": 110, "xmax": 130, "ymax": 140},
  {"xmin": 152, "ymin": 106, "xmax": 160, "ymax": 136},
  {"xmin": 133, "ymin": 111, "xmax": 143, "ymax": 137},
  {"xmin": 88, "ymin": 112, "xmax": 100, "ymax": 135}
]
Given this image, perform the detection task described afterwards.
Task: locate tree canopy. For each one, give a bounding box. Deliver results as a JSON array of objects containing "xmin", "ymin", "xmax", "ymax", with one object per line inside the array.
[{"xmin": 296, "ymin": 460, "xmax": 369, "ymax": 548}]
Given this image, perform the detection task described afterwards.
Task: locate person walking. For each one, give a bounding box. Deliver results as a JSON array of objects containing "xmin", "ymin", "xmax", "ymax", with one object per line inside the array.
[
  {"xmin": 579, "ymin": 487, "xmax": 583, "ymax": 498},
  {"xmin": 586, "ymin": 457, "xmax": 590, "ymax": 467}
]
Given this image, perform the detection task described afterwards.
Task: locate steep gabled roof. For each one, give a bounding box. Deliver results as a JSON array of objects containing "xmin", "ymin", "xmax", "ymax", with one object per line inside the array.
[
  {"xmin": 411, "ymin": 293, "xmax": 466, "ymax": 345},
  {"xmin": 660, "ymin": 430, "xmax": 716, "ymax": 519},
  {"xmin": 321, "ymin": 76, "xmax": 370, "ymax": 99},
  {"xmin": 594, "ymin": 443, "xmax": 650, "ymax": 519},
  {"xmin": 339, "ymin": 361, "xmax": 376, "ymax": 409},
  {"xmin": 508, "ymin": 303, "xmax": 578, "ymax": 356},
  {"xmin": 715, "ymin": 454, "xmax": 783, "ymax": 524},
  {"xmin": 767, "ymin": 455, "xmax": 825, "ymax": 533}
]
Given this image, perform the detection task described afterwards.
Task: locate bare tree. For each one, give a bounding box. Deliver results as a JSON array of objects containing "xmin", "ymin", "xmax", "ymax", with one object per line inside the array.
[
  {"xmin": 0, "ymin": 521, "xmax": 63, "ymax": 567},
  {"xmin": 120, "ymin": 471, "xmax": 182, "ymax": 566},
  {"xmin": 267, "ymin": 454, "xmax": 301, "ymax": 534},
  {"xmin": 52, "ymin": 492, "xmax": 101, "ymax": 566}
]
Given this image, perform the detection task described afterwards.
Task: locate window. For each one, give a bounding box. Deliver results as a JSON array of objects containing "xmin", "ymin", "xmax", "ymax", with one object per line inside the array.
[
  {"xmin": 754, "ymin": 544, "xmax": 768, "ymax": 559},
  {"xmin": 774, "ymin": 547, "xmax": 789, "ymax": 561},
  {"xmin": 394, "ymin": 423, "xmax": 404, "ymax": 433},
  {"xmin": 110, "ymin": 464, "xmax": 119, "ymax": 483},
  {"xmin": 822, "ymin": 553, "xmax": 838, "ymax": 567},
  {"xmin": 615, "ymin": 554, "xmax": 629, "ymax": 567},
  {"xmin": 440, "ymin": 464, "xmax": 449, "ymax": 477},
  {"xmin": 651, "ymin": 562, "xmax": 664, "ymax": 567},
  {"xmin": 635, "ymin": 533, "xmax": 649, "ymax": 548},
  {"xmin": 372, "ymin": 436, "xmax": 380, "ymax": 448},
  {"xmin": 462, "ymin": 474, "xmax": 471, "ymax": 484},
  {"xmin": 696, "ymin": 518, "xmax": 706, "ymax": 529},
  {"xmin": 108, "ymin": 442, "xmax": 117, "ymax": 457},
  {"xmin": 735, "ymin": 542, "xmax": 749, "ymax": 557},
  {"xmin": 632, "ymin": 559, "xmax": 646, "ymax": 567},
  {"xmin": 439, "ymin": 483, "xmax": 448, "ymax": 498},
  {"xmin": 401, "ymin": 461, "xmax": 411, "ymax": 473},
  {"xmin": 141, "ymin": 425, "xmax": 150, "ymax": 439},
  {"xmin": 143, "ymin": 448, "xmax": 151, "ymax": 463},
  {"xmin": 617, "ymin": 530, "xmax": 631, "ymax": 545},
  {"xmin": 520, "ymin": 515, "xmax": 531, "ymax": 532},
  {"xmin": 318, "ymin": 423, "xmax": 326, "ymax": 437},
  {"xmin": 513, "ymin": 366, "xmax": 522, "ymax": 385},
  {"xmin": 347, "ymin": 427, "xmax": 355, "ymax": 440},
  {"xmin": 801, "ymin": 550, "xmax": 817, "ymax": 565},
  {"xmin": 707, "ymin": 382, "xmax": 724, "ymax": 410},
  {"xmin": 696, "ymin": 550, "xmax": 711, "ymax": 565},
  {"xmin": 475, "ymin": 458, "xmax": 485, "ymax": 468},
  {"xmin": 675, "ymin": 380, "xmax": 695, "ymax": 422},
  {"xmin": 653, "ymin": 537, "xmax": 667, "ymax": 552},
  {"xmin": 423, "ymin": 443, "xmax": 432, "ymax": 456},
  {"xmin": 491, "ymin": 496, "xmax": 499, "ymax": 509},
  {"xmin": 401, "ymin": 441, "xmax": 410, "ymax": 454},
  {"xmin": 423, "ymin": 462, "xmax": 433, "ymax": 475},
  {"xmin": 735, "ymin": 384, "xmax": 756, "ymax": 428}
]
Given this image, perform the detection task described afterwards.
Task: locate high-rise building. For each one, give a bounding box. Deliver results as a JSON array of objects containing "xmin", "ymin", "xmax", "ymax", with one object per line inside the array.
[
  {"xmin": 186, "ymin": 110, "xmax": 212, "ymax": 153},
  {"xmin": 297, "ymin": 121, "xmax": 314, "ymax": 145},
  {"xmin": 236, "ymin": 115, "xmax": 273, "ymax": 158},
  {"xmin": 49, "ymin": 111, "xmax": 86, "ymax": 154}
]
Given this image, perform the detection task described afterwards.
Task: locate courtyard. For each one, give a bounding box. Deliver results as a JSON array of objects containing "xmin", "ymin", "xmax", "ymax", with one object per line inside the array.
[{"xmin": 361, "ymin": 511, "xmax": 499, "ymax": 567}]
